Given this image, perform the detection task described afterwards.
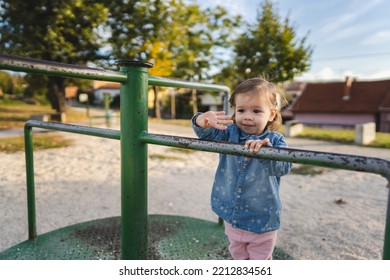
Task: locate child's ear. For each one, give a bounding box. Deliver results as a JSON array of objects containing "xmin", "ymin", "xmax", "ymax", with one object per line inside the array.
[{"xmin": 269, "ymin": 109, "xmax": 277, "ymax": 121}]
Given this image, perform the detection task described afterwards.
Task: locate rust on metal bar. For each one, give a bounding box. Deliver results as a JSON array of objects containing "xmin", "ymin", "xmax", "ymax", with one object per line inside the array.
[{"xmin": 140, "ymin": 132, "xmax": 390, "ymax": 181}]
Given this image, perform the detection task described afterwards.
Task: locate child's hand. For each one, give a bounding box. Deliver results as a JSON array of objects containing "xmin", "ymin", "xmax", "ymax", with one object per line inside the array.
[
  {"xmin": 196, "ymin": 111, "xmax": 233, "ymax": 130},
  {"xmin": 245, "ymin": 138, "xmax": 270, "ymax": 153}
]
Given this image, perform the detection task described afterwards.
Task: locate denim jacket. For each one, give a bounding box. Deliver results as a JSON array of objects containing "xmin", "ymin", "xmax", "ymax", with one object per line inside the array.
[{"xmin": 192, "ymin": 115, "xmax": 292, "ymax": 234}]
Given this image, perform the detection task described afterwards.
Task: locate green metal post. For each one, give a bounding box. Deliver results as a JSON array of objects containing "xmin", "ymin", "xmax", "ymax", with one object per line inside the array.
[
  {"xmin": 103, "ymin": 92, "xmax": 112, "ymax": 127},
  {"xmin": 384, "ymin": 187, "xmax": 390, "ymax": 259},
  {"xmin": 24, "ymin": 124, "xmax": 37, "ymax": 240},
  {"xmin": 117, "ymin": 60, "xmax": 153, "ymax": 260}
]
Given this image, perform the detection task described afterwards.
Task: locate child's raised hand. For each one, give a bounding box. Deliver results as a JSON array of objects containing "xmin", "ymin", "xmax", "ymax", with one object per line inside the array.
[
  {"xmin": 196, "ymin": 111, "xmax": 233, "ymax": 130},
  {"xmin": 245, "ymin": 138, "xmax": 270, "ymax": 153}
]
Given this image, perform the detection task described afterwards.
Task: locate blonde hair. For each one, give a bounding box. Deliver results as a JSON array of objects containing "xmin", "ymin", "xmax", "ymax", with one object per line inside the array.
[{"xmin": 229, "ymin": 77, "xmax": 287, "ymax": 131}]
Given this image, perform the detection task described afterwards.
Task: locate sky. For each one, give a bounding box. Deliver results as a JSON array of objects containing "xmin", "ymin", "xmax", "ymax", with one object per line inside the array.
[{"xmin": 195, "ymin": 0, "xmax": 390, "ymax": 82}]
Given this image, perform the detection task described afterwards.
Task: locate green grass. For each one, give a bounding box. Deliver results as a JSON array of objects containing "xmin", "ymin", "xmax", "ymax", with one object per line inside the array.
[
  {"xmin": 2, "ymin": 100, "xmax": 390, "ymax": 151},
  {"xmin": 0, "ymin": 100, "xmax": 87, "ymax": 152},
  {"xmin": 290, "ymin": 164, "xmax": 328, "ymax": 176},
  {"xmin": 149, "ymin": 118, "xmax": 192, "ymax": 127},
  {"xmin": 149, "ymin": 153, "xmax": 186, "ymax": 161},
  {"xmin": 0, "ymin": 133, "xmax": 73, "ymax": 153},
  {"xmin": 0, "ymin": 100, "xmax": 89, "ymax": 130},
  {"xmin": 148, "ymin": 147, "xmax": 198, "ymax": 161},
  {"xmin": 0, "ymin": 101, "xmax": 54, "ymax": 130},
  {"xmin": 296, "ymin": 127, "xmax": 354, "ymax": 143},
  {"xmin": 148, "ymin": 120, "xmax": 390, "ymax": 149},
  {"xmin": 295, "ymin": 126, "xmax": 390, "ymax": 148},
  {"xmin": 168, "ymin": 147, "xmax": 198, "ymax": 154}
]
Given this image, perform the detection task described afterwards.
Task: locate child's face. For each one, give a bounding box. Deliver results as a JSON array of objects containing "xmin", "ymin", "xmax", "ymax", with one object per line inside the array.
[{"xmin": 234, "ymin": 91, "xmax": 276, "ymax": 135}]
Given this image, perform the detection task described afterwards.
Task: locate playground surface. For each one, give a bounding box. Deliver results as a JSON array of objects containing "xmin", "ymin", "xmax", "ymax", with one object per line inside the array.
[{"xmin": 0, "ymin": 120, "xmax": 389, "ymax": 259}]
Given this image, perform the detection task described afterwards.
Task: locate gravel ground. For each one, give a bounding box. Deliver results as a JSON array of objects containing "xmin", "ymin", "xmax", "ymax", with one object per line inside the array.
[{"xmin": 0, "ymin": 120, "xmax": 389, "ymax": 259}]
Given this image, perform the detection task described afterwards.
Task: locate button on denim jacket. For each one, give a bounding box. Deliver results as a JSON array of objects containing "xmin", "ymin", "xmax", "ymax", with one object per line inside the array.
[{"xmin": 192, "ymin": 115, "xmax": 292, "ymax": 234}]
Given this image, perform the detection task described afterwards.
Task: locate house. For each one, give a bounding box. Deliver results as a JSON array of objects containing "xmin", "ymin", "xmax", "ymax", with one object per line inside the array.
[
  {"xmin": 65, "ymin": 86, "xmax": 78, "ymax": 105},
  {"xmin": 291, "ymin": 77, "xmax": 390, "ymax": 132},
  {"xmin": 93, "ymin": 81, "xmax": 120, "ymax": 105},
  {"xmin": 200, "ymin": 92, "xmax": 227, "ymax": 111},
  {"xmin": 281, "ymin": 81, "xmax": 306, "ymax": 122}
]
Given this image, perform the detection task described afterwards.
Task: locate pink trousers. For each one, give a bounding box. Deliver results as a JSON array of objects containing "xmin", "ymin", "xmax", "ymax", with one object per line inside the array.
[{"xmin": 224, "ymin": 222, "xmax": 277, "ymax": 260}]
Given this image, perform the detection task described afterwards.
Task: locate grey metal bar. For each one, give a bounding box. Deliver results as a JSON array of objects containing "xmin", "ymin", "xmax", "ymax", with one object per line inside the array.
[
  {"xmin": 140, "ymin": 132, "xmax": 390, "ymax": 180},
  {"xmin": 25, "ymin": 120, "xmax": 120, "ymax": 140},
  {"xmin": 140, "ymin": 132, "xmax": 390, "ymax": 259},
  {"xmin": 21, "ymin": 108, "xmax": 390, "ymax": 260},
  {"xmin": 148, "ymin": 75, "xmax": 230, "ymax": 93},
  {"xmin": 0, "ymin": 54, "xmax": 229, "ymax": 93},
  {"xmin": 0, "ymin": 54, "xmax": 127, "ymax": 83},
  {"xmin": 2, "ymin": 52, "xmax": 389, "ymax": 259}
]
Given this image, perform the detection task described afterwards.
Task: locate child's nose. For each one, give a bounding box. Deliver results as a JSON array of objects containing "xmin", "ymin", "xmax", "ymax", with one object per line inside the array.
[{"xmin": 244, "ymin": 113, "xmax": 253, "ymax": 120}]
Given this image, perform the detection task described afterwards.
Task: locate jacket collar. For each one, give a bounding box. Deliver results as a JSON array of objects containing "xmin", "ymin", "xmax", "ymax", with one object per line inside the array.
[{"xmin": 239, "ymin": 128, "xmax": 269, "ymax": 142}]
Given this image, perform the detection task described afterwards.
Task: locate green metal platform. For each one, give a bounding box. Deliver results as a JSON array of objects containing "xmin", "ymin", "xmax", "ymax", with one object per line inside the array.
[{"xmin": 0, "ymin": 215, "xmax": 291, "ymax": 260}]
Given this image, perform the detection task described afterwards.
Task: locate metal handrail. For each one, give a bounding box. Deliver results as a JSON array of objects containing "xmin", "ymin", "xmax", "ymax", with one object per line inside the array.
[
  {"xmin": 1, "ymin": 53, "xmax": 389, "ymax": 259},
  {"xmin": 0, "ymin": 53, "xmax": 230, "ymax": 92}
]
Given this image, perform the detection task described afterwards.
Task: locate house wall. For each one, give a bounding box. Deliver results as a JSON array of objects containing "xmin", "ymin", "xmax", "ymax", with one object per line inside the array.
[
  {"xmin": 379, "ymin": 112, "xmax": 390, "ymax": 132},
  {"xmin": 294, "ymin": 113, "xmax": 374, "ymax": 127},
  {"xmin": 94, "ymin": 88, "xmax": 120, "ymax": 104}
]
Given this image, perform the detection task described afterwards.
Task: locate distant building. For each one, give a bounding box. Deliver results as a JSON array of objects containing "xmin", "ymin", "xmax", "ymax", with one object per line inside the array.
[
  {"xmin": 200, "ymin": 92, "xmax": 226, "ymax": 111},
  {"xmin": 93, "ymin": 81, "xmax": 120, "ymax": 104},
  {"xmin": 292, "ymin": 77, "xmax": 390, "ymax": 132},
  {"xmin": 65, "ymin": 85, "xmax": 78, "ymax": 105},
  {"xmin": 281, "ymin": 81, "xmax": 306, "ymax": 122}
]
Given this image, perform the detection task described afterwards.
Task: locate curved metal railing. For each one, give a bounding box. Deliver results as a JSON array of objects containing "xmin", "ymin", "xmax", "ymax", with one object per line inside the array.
[{"xmin": 1, "ymin": 53, "xmax": 389, "ymax": 260}]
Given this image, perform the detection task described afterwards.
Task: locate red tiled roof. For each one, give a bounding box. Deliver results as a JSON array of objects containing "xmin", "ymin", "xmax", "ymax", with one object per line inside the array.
[{"xmin": 292, "ymin": 79, "xmax": 390, "ymax": 114}]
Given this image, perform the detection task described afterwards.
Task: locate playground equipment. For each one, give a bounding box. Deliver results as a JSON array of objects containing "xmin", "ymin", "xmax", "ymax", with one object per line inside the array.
[{"xmin": 0, "ymin": 53, "xmax": 389, "ymax": 260}]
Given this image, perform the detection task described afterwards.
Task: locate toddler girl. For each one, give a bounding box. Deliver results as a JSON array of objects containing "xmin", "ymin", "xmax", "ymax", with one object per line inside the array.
[{"xmin": 192, "ymin": 77, "xmax": 292, "ymax": 260}]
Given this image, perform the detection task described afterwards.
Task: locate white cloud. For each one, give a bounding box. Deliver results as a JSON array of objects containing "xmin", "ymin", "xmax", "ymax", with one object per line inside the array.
[
  {"xmin": 361, "ymin": 30, "xmax": 390, "ymax": 45},
  {"xmin": 296, "ymin": 66, "xmax": 390, "ymax": 82},
  {"xmin": 359, "ymin": 69, "xmax": 390, "ymax": 80},
  {"xmin": 295, "ymin": 67, "xmax": 340, "ymax": 81}
]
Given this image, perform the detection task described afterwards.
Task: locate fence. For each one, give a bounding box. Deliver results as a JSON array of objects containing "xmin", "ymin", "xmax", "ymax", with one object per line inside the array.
[{"xmin": 1, "ymin": 53, "xmax": 389, "ymax": 260}]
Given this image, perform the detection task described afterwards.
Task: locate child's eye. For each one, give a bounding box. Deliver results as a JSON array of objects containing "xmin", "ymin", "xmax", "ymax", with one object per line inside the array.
[
  {"xmin": 253, "ymin": 109, "xmax": 262, "ymax": 113},
  {"xmin": 237, "ymin": 109, "xmax": 244, "ymax": 113}
]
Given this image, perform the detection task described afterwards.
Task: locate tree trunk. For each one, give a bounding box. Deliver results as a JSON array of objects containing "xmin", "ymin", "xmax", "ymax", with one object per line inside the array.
[
  {"xmin": 153, "ymin": 86, "xmax": 161, "ymax": 119},
  {"xmin": 47, "ymin": 76, "xmax": 66, "ymax": 113},
  {"xmin": 170, "ymin": 89, "xmax": 176, "ymax": 119},
  {"xmin": 192, "ymin": 89, "xmax": 198, "ymax": 115}
]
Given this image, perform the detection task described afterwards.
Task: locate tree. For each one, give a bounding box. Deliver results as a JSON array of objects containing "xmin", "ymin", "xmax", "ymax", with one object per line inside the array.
[
  {"xmin": 105, "ymin": 0, "xmax": 240, "ymax": 117},
  {"xmin": 105, "ymin": 0, "xmax": 239, "ymax": 80},
  {"xmin": 233, "ymin": 0, "xmax": 312, "ymax": 83},
  {"xmin": 0, "ymin": 70, "xmax": 25, "ymax": 96},
  {"xmin": 169, "ymin": 4, "xmax": 241, "ymax": 82},
  {"xmin": 0, "ymin": 0, "xmax": 109, "ymax": 113},
  {"xmin": 0, "ymin": 71, "xmax": 14, "ymax": 95}
]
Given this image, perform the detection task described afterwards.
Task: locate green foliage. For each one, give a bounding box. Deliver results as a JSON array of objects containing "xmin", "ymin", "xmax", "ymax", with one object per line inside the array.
[
  {"xmin": 105, "ymin": 0, "xmax": 240, "ymax": 82},
  {"xmin": 233, "ymin": 0, "xmax": 313, "ymax": 83},
  {"xmin": 0, "ymin": 0, "xmax": 109, "ymax": 64},
  {"xmin": 0, "ymin": 0, "xmax": 312, "ymax": 113},
  {"xmin": 23, "ymin": 74, "xmax": 48, "ymax": 98},
  {"xmin": 0, "ymin": 0, "xmax": 109, "ymax": 112},
  {"xmin": 0, "ymin": 71, "xmax": 25, "ymax": 96}
]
